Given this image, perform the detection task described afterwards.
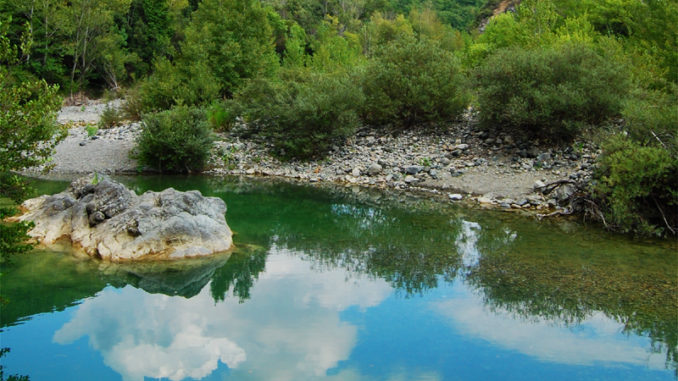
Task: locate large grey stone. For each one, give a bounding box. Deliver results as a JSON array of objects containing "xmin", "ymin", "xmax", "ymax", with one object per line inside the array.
[{"xmin": 16, "ymin": 175, "xmax": 233, "ymax": 261}]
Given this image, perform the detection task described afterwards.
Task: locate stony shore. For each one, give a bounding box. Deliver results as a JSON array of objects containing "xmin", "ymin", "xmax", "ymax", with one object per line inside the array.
[{"xmin": 26, "ymin": 100, "xmax": 596, "ymax": 213}]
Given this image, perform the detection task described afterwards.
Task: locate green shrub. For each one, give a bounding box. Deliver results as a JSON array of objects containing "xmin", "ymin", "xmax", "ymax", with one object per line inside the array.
[
  {"xmin": 234, "ymin": 71, "xmax": 363, "ymax": 160},
  {"xmin": 622, "ymin": 88, "xmax": 678, "ymax": 153},
  {"xmin": 361, "ymin": 38, "xmax": 468, "ymax": 128},
  {"xmin": 592, "ymin": 135, "xmax": 677, "ymax": 237},
  {"xmin": 207, "ymin": 101, "xmax": 237, "ymax": 132},
  {"xmin": 98, "ymin": 104, "xmax": 123, "ymax": 129},
  {"xmin": 85, "ymin": 125, "xmax": 98, "ymax": 137},
  {"xmin": 136, "ymin": 58, "xmax": 220, "ymax": 113},
  {"xmin": 134, "ymin": 106, "xmax": 214, "ymax": 173},
  {"xmin": 474, "ymin": 44, "xmax": 630, "ymax": 141},
  {"xmin": 122, "ymin": 87, "xmax": 144, "ymax": 121}
]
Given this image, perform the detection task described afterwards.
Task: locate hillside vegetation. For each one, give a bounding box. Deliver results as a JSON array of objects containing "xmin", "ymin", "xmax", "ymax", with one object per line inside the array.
[{"xmin": 1, "ymin": 0, "xmax": 676, "ymax": 237}]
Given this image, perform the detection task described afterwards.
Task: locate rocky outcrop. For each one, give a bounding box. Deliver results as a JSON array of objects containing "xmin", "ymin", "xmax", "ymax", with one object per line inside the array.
[{"xmin": 16, "ymin": 175, "xmax": 233, "ymax": 261}]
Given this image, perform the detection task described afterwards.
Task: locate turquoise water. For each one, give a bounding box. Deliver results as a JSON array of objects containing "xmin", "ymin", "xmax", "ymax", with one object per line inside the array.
[{"xmin": 1, "ymin": 176, "xmax": 676, "ymax": 380}]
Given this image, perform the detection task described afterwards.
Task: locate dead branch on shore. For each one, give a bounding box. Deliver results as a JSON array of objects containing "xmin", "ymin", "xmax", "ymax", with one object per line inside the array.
[
  {"xmin": 536, "ymin": 207, "xmax": 573, "ymax": 219},
  {"xmin": 534, "ymin": 179, "xmax": 577, "ymax": 195}
]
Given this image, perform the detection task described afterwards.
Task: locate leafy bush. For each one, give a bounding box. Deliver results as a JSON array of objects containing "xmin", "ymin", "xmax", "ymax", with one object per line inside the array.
[
  {"xmin": 592, "ymin": 135, "xmax": 677, "ymax": 237},
  {"xmin": 474, "ymin": 43, "xmax": 630, "ymax": 141},
  {"xmin": 207, "ymin": 101, "xmax": 237, "ymax": 132},
  {"xmin": 135, "ymin": 58, "xmax": 220, "ymax": 113},
  {"xmin": 622, "ymin": 88, "xmax": 677, "ymax": 152},
  {"xmin": 134, "ymin": 106, "xmax": 214, "ymax": 173},
  {"xmin": 122, "ymin": 87, "xmax": 144, "ymax": 121},
  {"xmin": 98, "ymin": 104, "xmax": 124, "ymax": 129},
  {"xmin": 234, "ymin": 71, "xmax": 363, "ymax": 160},
  {"xmin": 180, "ymin": 0, "xmax": 279, "ymax": 95},
  {"xmin": 361, "ymin": 38, "xmax": 468, "ymax": 128}
]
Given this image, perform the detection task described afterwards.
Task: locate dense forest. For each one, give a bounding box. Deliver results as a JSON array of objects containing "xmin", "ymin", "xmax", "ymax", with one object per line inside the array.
[{"xmin": 1, "ymin": 0, "xmax": 676, "ymax": 237}]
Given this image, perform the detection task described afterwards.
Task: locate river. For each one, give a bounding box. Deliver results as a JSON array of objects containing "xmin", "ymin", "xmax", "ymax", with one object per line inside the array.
[{"xmin": 1, "ymin": 175, "xmax": 675, "ymax": 380}]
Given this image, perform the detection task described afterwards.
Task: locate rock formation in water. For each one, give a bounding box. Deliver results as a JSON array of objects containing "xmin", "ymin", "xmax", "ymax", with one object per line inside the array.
[{"xmin": 16, "ymin": 175, "xmax": 233, "ymax": 261}]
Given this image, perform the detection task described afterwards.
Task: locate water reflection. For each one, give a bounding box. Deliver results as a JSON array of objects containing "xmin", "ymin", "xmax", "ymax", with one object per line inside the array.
[
  {"xmin": 52, "ymin": 250, "xmax": 392, "ymax": 381},
  {"xmin": 2, "ymin": 175, "xmax": 676, "ymax": 380},
  {"xmin": 434, "ymin": 290, "xmax": 668, "ymax": 368}
]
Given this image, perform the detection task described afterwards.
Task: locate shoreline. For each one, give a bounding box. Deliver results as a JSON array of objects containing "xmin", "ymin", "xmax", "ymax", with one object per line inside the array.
[{"xmin": 25, "ymin": 100, "xmax": 595, "ymax": 215}]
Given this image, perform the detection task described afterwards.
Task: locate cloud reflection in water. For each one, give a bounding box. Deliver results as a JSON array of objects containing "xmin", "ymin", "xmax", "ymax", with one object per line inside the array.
[{"xmin": 53, "ymin": 249, "xmax": 392, "ymax": 381}]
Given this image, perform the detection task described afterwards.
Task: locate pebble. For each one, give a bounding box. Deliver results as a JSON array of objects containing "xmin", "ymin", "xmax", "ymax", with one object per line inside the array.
[
  {"xmin": 448, "ymin": 193, "xmax": 463, "ymax": 201},
  {"xmin": 404, "ymin": 175, "xmax": 418, "ymax": 184},
  {"xmin": 367, "ymin": 163, "xmax": 383, "ymax": 176},
  {"xmin": 406, "ymin": 166, "xmax": 424, "ymax": 175},
  {"xmin": 53, "ymin": 101, "xmax": 599, "ymax": 213}
]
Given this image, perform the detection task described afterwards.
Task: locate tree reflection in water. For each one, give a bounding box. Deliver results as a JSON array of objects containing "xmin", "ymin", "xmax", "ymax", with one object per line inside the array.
[{"xmin": 3, "ymin": 175, "xmax": 676, "ymax": 375}]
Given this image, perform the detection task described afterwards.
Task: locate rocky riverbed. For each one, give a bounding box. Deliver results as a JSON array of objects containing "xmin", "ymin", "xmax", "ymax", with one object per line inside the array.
[{"xmin": 28, "ymin": 100, "xmax": 597, "ymax": 213}]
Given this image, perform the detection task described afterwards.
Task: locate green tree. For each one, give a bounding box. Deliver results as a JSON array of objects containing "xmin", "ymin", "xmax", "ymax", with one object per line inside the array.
[
  {"xmin": 0, "ymin": 22, "xmax": 63, "ymax": 175},
  {"xmin": 123, "ymin": 0, "xmax": 174, "ymax": 77},
  {"xmin": 0, "ymin": 20, "xmax": 62, "ymax": 263},
  {"xmin": 0, "ymin": 0, "xmax": 68, "ymax": 85},
  {"xmin": 57, "ymin": 0, "xmax": 132, "ymax": 93},
  {"xmin": 181, "ymin": 0, "xmax": 279, "ymax": 96}
]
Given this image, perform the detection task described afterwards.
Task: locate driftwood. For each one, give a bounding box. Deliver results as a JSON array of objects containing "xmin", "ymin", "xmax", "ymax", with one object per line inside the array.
[
  {"xmin": 534, "ymin": 179, "xmax": 577, "ymax": 195},
  {"xmin": 535, "ymin": 179, "xmax": 582, "ymax": 220},
  {"xmin": 536, "ymin": 207, "xmax": 573, "ymax": 219}
]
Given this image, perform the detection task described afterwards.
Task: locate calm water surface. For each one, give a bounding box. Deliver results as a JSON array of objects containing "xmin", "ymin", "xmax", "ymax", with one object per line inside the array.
[{"xmin": 1, "ymin": 176, "xmax": 676, "ymax": 380}]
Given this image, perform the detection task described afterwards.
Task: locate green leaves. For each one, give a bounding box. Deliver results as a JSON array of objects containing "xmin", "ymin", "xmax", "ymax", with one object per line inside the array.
[
  {"xmin": 234, "ymin": 70, "xmax": 363, "ymax": 160},
  {"xmin": 593, "ymin": 135, "xmax": 678, "ymax": 236},
  {"xmin": 134, "ymin": 106, "xmax": 215, "ymax": 173},
  {"xmin": 474, "ymin": 43, "xmax": 629, "ymax": 142},
  {"xmin": 362, "ymin": 37, "xmax": 468, "ymax": 128}
]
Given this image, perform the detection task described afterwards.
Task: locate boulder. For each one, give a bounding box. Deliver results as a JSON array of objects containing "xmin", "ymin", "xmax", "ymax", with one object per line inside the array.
[{"xmin": 16, "ymin": 175, "xmax": 233, "ymax": 261}]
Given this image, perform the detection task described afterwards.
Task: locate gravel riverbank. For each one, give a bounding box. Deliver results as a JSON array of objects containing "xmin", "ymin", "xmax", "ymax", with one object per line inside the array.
[{"xmin": 27, "ymin": 100, "xmax": 597, "ymax": 212}]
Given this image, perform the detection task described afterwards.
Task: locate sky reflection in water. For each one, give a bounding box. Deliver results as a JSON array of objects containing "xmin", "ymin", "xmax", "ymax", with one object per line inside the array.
[{"xmin": 1, "ymin": 177, "xmax": 675, "ymax": 380}]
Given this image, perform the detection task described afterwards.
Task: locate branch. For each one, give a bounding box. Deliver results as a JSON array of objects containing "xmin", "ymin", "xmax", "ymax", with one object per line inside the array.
[
  {"xmin": 650, "ymin": 130, "xmax": 668, "ymax": 150},
  {"xmin": 537, "ymin": 207, "xmax": 573, "ymax": 219},
  {"xmin": 653, "ymin": 196, "xmax": 676, "ymax": 235},
  {"xmin": 583, "ymin": 198, "xmax": 607, "ymax": 228},
  {"xmin": 535, "ymin": 179, "xmax": 577, "ymax": 195}
]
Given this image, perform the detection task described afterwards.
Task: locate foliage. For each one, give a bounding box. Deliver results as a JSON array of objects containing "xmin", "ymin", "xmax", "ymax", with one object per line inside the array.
[
  {"xmin": 85, "ymin": 125, "xmax": 98, "ymax": 137},
  {"xmin": 622, "ymin": 88, "xmax": 678, "ymax": 153},
  {"xmin": 307, "ymin": 17, "xmax": 363, "ymax": 72},
  {"xmin": 0, "ymin": 20, "xmax": 63, "ymax": 174},
  {"xmin": 234, "ymin": 70, "xmax": 364, "ymax": 160},
  {"xmin": 590, "ymin": 87, "xmax": 678, "ymax": 237},
  {"xmin": 473, "ymin": 43, "xmax": 629, "ymax": 141},
  {"xmin": 56, "ymin": 0, "xmax": 133, "ymax": 92},
  {"xmin": 0, "ymin": 207, "xmax": 33, "ymax": 265},
  {"xmin": 361, "ymin": 37, "xmax": 468, "ymax": 128},
  {"xmin": 122, "ymin": 0, "xmax": 174, "ymax": 77},
  {"xmin": 592, "ymin": 135, "xmax": 677, "ymax": 237},
  {"xmin": 135, "ymin": 58, "xmax": 220, "ymax": 112},
  {"xmin": 98, "ymin": 104, "xmax": 124, "ymax": 129},
  {"xmin": 0, "ymin": 348, "xmax": 30, "ymax": 380},
  {"xmin": 180, "ymin": 0, "xmax": 279, "ymax": 96},
  {"xmin": 0, "ymin": 22, "xmax": 62, "ymax": 265},
  {"xmin": 207, "ymin": 101, "xmax": 236, "ymax": 132},
  {"xmin": 134, "ymin": 106, "xmax": 214, "ymax": 172}
]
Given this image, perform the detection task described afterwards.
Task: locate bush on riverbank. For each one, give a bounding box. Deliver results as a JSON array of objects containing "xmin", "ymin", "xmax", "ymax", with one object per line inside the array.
[
  {"xmin": 361, "ymin": 37, "xmax": 468, "ymax": 128},
  {"xmin": 592, "ymin": 135, "xmax": 677, "ymax": 237},
  {"xmin": 134, "ymin": 106, "xmax": 214, "ymax": 173},
  {"xmin": 590, "ymin": 89, "xmax": 678, "ymax": 237},
  {"xmin": 233, "ymin": 71, "xmax": 363, "ymax": 160},
  {"xmin": 473, "ymin": 43, "xmax": 630, "ymax": 142}
]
